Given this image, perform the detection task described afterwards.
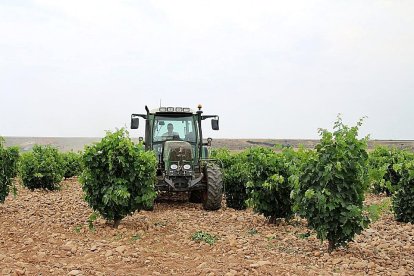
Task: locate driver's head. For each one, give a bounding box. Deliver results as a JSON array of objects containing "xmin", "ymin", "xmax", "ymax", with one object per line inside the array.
[{"xmin": 167, "ymin": 123, "xmax": 174, "ymax": 132}]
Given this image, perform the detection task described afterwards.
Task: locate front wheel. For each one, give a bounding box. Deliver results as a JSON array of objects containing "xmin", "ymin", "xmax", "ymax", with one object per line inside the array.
[{"xmin": 202, "ymin": 164, "xmax": 223, "ymax": 211}]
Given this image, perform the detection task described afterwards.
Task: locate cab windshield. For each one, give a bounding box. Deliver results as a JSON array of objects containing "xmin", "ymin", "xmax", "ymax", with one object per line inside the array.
[{"xmin": 153, "ymin": 116, "xmax": 197, "ymax": 143}]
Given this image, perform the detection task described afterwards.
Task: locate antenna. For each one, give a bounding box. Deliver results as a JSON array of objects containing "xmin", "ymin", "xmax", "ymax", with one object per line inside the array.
[{"xmin": 159, "ymin": 99, "xmax": 162, "ymax": 107}]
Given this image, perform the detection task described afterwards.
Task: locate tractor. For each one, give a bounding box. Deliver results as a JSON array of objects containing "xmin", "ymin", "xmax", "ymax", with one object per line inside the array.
[{"xmin": 130, "ymin": 105, "xmax": 223, "ymax": 210}]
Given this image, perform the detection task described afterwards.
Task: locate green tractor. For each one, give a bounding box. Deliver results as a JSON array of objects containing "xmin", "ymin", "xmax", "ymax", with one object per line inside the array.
[{"xmin": 130, "ymin": 105, "xmax": 223, "ymax": 210}]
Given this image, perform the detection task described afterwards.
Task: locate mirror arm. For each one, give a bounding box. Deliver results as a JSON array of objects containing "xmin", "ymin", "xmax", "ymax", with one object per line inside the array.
[
  {"xmin": 201, "ymin": 115, "xmax": 218, "ymax": 120},
  {"xmin": 132, "ymin": 114, "xmax": 147, "ymax": 119}
]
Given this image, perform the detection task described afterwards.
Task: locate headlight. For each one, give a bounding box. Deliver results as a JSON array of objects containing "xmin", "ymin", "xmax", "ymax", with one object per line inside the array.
[
  {"xmin": 170, "ymin": 164, "xmax": 178, "ymax": 170},
  {"xmin": 183, "ymin": 164, "xmax": 191, "ymax": 170}
]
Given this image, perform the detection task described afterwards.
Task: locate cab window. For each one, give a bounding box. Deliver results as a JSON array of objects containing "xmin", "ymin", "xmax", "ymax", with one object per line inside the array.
[{"xmin": 153, "ymin": 116, "xmax": 196, "ymax": 143}]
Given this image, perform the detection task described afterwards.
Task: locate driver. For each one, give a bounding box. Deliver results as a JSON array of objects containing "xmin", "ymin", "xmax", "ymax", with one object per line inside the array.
[{"xmin": 163, "ymin": 123, "xmax": 179, "ymax": 138}]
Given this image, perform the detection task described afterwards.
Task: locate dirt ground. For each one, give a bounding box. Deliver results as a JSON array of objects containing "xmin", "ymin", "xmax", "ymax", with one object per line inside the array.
[{"xmin": 1, "ymin": 179, "xmax": 413, "ymax": 275}]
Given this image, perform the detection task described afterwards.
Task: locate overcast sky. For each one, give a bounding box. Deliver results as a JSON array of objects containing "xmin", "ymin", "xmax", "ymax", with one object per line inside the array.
[{"xmin": 1, "ymin": 0, "xmax": 413, "ymax": 139}]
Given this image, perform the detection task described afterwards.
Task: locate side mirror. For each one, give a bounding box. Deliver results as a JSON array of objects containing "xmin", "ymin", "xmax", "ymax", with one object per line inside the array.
[
  {"xmin": 131, "ymin": 117, "xmax": 139, "ymax": 129},
  {"xmin": 211, "ymin": 119, "xmax": 219, "ymax": 130}
]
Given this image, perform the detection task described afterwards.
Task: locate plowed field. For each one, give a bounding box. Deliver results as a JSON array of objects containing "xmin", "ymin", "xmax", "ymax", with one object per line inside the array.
[{"xmin": 1, "ymin": 179, "xmax": 413, "ymax": 275}]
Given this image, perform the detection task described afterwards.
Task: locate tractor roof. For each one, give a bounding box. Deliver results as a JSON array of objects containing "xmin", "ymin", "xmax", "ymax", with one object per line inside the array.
[{"xmin": 149, "ymin": 107, "xmax": 196, "ymax": 114}]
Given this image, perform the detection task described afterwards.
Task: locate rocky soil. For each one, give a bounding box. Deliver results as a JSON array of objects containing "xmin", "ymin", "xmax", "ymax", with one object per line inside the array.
[{"xmin": 0, "ymin": 178, "xmax": 413, "ymax": 275}]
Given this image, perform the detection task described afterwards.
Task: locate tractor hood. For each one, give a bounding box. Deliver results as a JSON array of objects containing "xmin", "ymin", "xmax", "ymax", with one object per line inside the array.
[
  {"xmin": 163, "ymin": 141, "xmax": 194, "ymax": 177},
  {"xmin": 163, "ymin": 141, "xmax": 193, "ymax": 163}
]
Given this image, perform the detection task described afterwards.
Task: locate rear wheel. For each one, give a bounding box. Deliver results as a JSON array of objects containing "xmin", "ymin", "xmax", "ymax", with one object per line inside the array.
[{"xmin": 202, "ymin": 164, "xmax": 223, "ymax": 210}]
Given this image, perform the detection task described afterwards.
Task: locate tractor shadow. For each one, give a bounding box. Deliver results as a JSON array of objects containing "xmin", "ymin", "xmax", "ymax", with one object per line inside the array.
[{"xmin": 153, "ymin": 191, "xmax": 199, "ymax": 209}]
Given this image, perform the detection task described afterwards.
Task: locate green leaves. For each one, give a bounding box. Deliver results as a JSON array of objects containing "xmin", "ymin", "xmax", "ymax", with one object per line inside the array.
[
  {"xmin": 19, "ymin": 145, "xmax": 64, "ymax": 191},
  {"xmin": 294, "ymin": 116, "xmax": 370, "ymax": 252},
  {"xmin": 191, "ymin": 231, "xmax": 218, "ymax": 245},
  {"xmin": 80, "ymin": 128, "xmax": 157, "ymax": 227},
  {"xmin": 368, "ymin": 146, "xmax": 411, "ymax": 195},
  {"xmin": 365, "ymin": 198, "xmax": 391, "ymax": 223},
  {"xmin": 245, "ymin": 147, "xmax": 295, "ymax": 223},
  {"xmin": 392, "ymin": 156, "xmax": 414, "ymax": 223},
  {"xmin": 0, "ymin": 138, "xmax": 20, "ymax": 203},
  {"xmin": 304, "ymin": 189, "xmax": 315, "ymax": 199},
  {"xmin": 88, "ymin": 212, "xmax": 98, "ymax": 231},
  {"xmin": 61, "ymin": 151, "xmax": 83, "ymax": 178},
  {"xmin": 211, "ymin": 148, "xmax": 249, "ymax": 210},
  {"xmin": 213, "ymin": 146, "xmax": 313, "ymax": 221}
]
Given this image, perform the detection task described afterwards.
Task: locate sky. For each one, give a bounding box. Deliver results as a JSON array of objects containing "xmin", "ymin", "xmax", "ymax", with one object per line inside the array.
[{"xmin": 0, "ymin": 0, "xmax": 413, "ymax": 139}]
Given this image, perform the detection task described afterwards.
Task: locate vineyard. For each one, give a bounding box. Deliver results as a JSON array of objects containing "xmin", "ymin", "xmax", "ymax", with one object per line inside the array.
[{"xmin": 1, "ymin": 118, "xmax": 414, "ymax": 275}]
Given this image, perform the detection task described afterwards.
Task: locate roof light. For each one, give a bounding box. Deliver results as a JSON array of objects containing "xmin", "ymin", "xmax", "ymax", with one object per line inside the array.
[
  {"xmin": 183, "ymin": 108, "xmax": 190, "ymax": 112},
  {"xmin": 159, "ymin": 107, "xmax": 166, "ymax": 112},
  {"xmin": 175, "ymin": 107, "xmax": 183, "ymax": 112},
  {"xmin": 167, "ymin": 107, "xmax": 174, "ymax": 112}
]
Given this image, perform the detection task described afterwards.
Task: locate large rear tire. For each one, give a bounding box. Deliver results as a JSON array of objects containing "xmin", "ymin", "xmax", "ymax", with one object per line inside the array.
[{"xmin": 202, "ymin": 164, "xmax": 223, "ymax": 211}]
